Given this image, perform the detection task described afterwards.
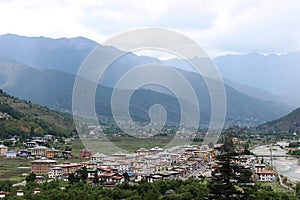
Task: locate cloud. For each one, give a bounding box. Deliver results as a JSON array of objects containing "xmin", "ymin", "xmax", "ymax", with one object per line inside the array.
[{"xmin": 0, "ymin": 0, "xmax": 299, "ymax": 56}]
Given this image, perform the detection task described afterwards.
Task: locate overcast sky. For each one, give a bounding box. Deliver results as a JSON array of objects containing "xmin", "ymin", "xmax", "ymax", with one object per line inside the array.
[{"xmin": 0, "ymin": 0, "xmax": 299, "ymax": 57}]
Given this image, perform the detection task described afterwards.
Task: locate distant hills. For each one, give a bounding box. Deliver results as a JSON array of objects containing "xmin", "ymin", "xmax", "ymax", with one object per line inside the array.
[
  {"xmin": 258, "ymin": 107, "xmax": 300, "ymax": 132},
  {"xmin": 215, "ymin": 52, "xmax": 300, "ymax": 106},
  {"xmin": 0, "ymin": 33, "xmax": 98, "ymax": 74},
  {"xmin": 0, "ymin": 34, "xmax": 296, "ymax": 127},
  {"xmin": 0, "ymin": 89, "xmax": 74, "ymax": 139}
]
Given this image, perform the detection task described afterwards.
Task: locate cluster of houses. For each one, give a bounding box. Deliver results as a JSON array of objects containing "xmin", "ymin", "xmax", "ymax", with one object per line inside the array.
[
  {"xmin": 0, "ymin": 135, "xmax": 74, "ymax": 159},
  {"xmin": 208, "ymin": 155, "xmax": 277, "ymax": 182},
  {"xmin": 29, "ymin": 145, "xmax": 215, "ymax": 186},
  {"xmin": 0, "ymin": 112, "xmax": 12, "ymax": 120},
  {"xmin": 0, "ymin": 144, "xmax": 16, "ymax": 158},
  {"xmin": 0, "ymin": 188, "xmax": 41, "ymax": 199}
]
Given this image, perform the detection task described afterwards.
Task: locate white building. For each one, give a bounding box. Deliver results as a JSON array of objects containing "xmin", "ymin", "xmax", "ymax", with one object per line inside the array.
[
  {"xmin": 5, "ymin": 150, "xmax": 16, "ymax": 158},
  {"xmin": 256, "ymin": 170, "xmax": 277, "ymax": 182}
]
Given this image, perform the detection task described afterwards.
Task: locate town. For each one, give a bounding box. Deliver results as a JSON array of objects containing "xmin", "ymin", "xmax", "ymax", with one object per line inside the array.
[{"xmin": 1, "ymin": 128, "xmax": 299, "ymax": 199}]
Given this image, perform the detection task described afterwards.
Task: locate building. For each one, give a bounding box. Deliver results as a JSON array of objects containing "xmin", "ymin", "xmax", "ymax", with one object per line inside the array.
[
  {"xmin": 0, "ymin": 145, "xmax": 8, "ymax": 156},
  {"xmin": 113, "ymin": 151, "xmax": 126, "ymax": 160},
  {"xmin": 137, "ymin": 148, "xmax": 149, "ymax": 156},
  {"xmin": 31, "ymin": 157, "xmax": 57, "ymax": 174},
  {"xmin": 90, "ymin": 153, "xmax": 107, "ymax": 161},
  {"xmin": 254, "ymin": 164, "xmax": 265, "ymax": 173},
  {"xmin": 33, "ymin": 188, "xmax": 41, "ymax": 195},
  {"xmin": 45, "ymin": 148, "xmax": 59, "ymax": 158},
  {"xmin": 48, "ymin": 167, "xmax": 63, "ymax": 179},
  {"xmin": 5, "ymin": 150, "xmax": 16, "ymax": 158},
  {"xmin": 256, "ymin": 170, "xmax": 277, "ymax": 182},
  {"xmin": 30, "ymin": 146, "xmax": 49, "ymax": 156},
  {"xmin": 149, "ymin": 146, "xmax": 164, "ymax": 155},
  {"xmin": 79, "ymin": 147, "xmax": 92, "ymax": 158},
  {"xmin": 44, "ymin": 134, "xmax": 54, "ymax": 141},
  {"xmin": 0, "ymin": 191, "xmax": 10, "ymax": 199},
  {"xmin": 16, "ymin": 190, "xmax": 24, "ymax": 197},
  {"xmin": 50, "ymin": 162, "xmax": 82, "ymax": 175}
]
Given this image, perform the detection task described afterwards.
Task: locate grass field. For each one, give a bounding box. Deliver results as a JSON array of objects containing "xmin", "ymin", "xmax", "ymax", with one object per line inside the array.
[
  {"xmin": 78, "ymin": 135, "xmax": 203, "ymax": 154},
  {"xmin": 0, "ymin": 157, "xmax": 31, "ymax": 183},
  {"xmin": 256, "ymin": 181, "xmax": 292, "ymax": 194}
]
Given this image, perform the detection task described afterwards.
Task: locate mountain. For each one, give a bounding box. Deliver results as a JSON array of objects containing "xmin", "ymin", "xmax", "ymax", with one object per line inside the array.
[
  {"xmin": 0, "ymin": 89, "xmax": 74, "ymax": 139},
  {"xmin": 223, "ymin": 79, "xmax": 298, "ymax": 109},
  {"xmin": 0, "ymin": 34, "xmax": 98, "ymax": 74},
  {"xmin": 214, "ymin": 52, "xmax": 300, "ymax": 105},
  {"xmin": 258, "ymin": 107, "xmax": 300, "ymax": 132},
  {"xmin": 1, "ymin": 34, "xmax": 300, "ymax": 106},
  {"xmin": 0, "ymin": 34, "xmax": 294, "ymax": 126},
  {"xmin": 0, "ymin": 61, "xmax": 290, "ymax": 127}
]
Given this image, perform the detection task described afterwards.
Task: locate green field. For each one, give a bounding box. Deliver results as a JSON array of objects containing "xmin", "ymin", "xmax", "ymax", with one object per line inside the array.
[
  {"xmin": 78, "ymin": 135, "xmax": 203, "ymax": 154},
  {"xmin": 0, "ymin": 157, "xmax": 31, "ymax": 183}
]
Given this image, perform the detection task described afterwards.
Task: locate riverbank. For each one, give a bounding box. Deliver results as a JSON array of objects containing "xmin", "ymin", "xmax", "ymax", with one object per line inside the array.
[{"xmin": 252, "ymin": 145, "xmax": 300, "ymax": 184}]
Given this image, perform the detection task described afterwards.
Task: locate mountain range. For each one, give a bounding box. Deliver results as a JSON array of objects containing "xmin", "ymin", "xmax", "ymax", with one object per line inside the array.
[
  {"xmin": 0, "ymin": 33, "xmax": 297, "ymax": 127},
  {"xmin": 215, "ymin": 52, "xmax": 300, "ymax": 106},
  {"xmin": 258, "ymin": 107, "xmax": 300, "ymax": 132}
]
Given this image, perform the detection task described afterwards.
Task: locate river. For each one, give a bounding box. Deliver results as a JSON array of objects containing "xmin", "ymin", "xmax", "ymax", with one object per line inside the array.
[{"xmin": 252, "ymin": 145, "xmax": 300, "ymax": 181}]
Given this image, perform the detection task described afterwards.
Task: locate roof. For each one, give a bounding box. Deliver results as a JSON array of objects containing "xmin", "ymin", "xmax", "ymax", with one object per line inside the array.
[
  {"xmin": 150, "ymin": 146, "xmax": 163, "ymax": 151},
  {"xmin": 113, "ymin": 151, "xmax": 126, "ymax": 156},
  {"xmin": 256, "ymin": 170, "xmax": 276, "ymax": 175},
  {"xmin": 33, "ymin": 146, "xmax": 48, "ymax": 149},
  {"xmin": 31, "ymin": 157, "xmax": 57, "ymax": 163},
  {"xmin": 91, "ymin": 153, "xmax": 107, "ymax": 158},
  {"xmin": 137, "ymin": 148, "xmax": 148, "ymax": 152},
  {"xmin": 0, "ymin": 145, "xmax": 8, "ymax": 148}
]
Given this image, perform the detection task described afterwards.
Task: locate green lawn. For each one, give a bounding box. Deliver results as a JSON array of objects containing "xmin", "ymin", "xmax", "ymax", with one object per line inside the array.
[
  {"xmin": 0, "ymin": 157, "xmax": 31, "ymax": 183},
  {"xmin": 256, "ymin": 181, "xmax": 292, "ymax": 194}
]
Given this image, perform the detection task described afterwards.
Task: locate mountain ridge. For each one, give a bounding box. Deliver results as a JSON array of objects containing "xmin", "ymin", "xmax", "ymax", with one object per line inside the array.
[
  {"xmin": 0, "ymin": 34, "xmax": 295, "ymax": 127},
  {"xmin": 0, "ymin": 89, "xmax": 74, "ymax": 139},
  {"xmin": 258, "ymin": 107, "xmax": 300, "ymax": 132}
]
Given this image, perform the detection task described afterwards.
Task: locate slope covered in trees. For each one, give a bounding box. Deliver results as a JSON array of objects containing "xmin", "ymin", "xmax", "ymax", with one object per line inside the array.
[{"xmin": 0, "ymin": 89, "xmax": 74, "ymax": 139}]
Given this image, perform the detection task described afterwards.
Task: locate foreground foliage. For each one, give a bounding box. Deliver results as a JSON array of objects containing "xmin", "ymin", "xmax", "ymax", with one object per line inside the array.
[{"xmin": 1, "ymin": 177, "xmax": 298, "ymax": 200}]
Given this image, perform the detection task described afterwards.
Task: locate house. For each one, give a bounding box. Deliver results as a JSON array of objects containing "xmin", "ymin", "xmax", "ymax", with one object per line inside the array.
[
  {"xmin": 16, "ymin": 190, "xmax": 24, "ymax": 197},
  {"xmin": 31, "ymin": 157, "xmax": 57, "ymax": 174},
  {"xmin": 0, "ymin": 191, "xmax": 9, "ymax": 199},
  {"xmin": 5, "ymin": 150, "xmax": 16, "ymax": 158},
  {"xmin": 87, "ymin": 169, "xmax": 97, "ymax": 179},
  {"xmin": 25, "ymin": 142, "xmax": 37, "ymax": 147},
  {"xmin": 149, "ymin": 146, "xmax": 164, "ymax": 155},
  {"xmin": 62, "ymin": 151, "xmax": 72, "ymax": 158},
  {"xmin": 256, "ymin": 170, "xmax": 277, "ymax": 182},
  {"xmin": 90, "ymin": 153, "xmax": 107, "ymax": 161},
  {"xmin": 0, "ymin": 145, "xmax": 8, "ymax": 156},
  {"xmin": 254, "ymin": 164, "xmax": 265, "ymax": 173},
  {"xmin": 30, "ymin": 146, "xmax": 49, "ymax": 156},
  {"xmin": 81, "ymin": 161, "xmax": 97, "ymax": 170},
  {"xmin": 50, "ymin": 162, "xmax": 82, "ymax": 175},
  {"xmin": 137, "ymin": 148, "xmax": 149, "ymax": 156},
  {"xmin": 79, "ymin": 147, "xmax": 92, "ymax": 158},
  {"xmin": 45, "ymin": 148, "xmax": 59, "ymax": 158},
  {"xmin": 112, "ymin": 151, "xmax": 126, "ymax": 160},
  {"xmin": 44, "ymin": 134, "xmax": 54, "ymax": 141},
  {"xmin": 33, "ymin": 188, "xmax": 41, "ymax": 195},
  {"xmin": 48, "ymin": 167, "xmax": 63, "ymax": 179}
]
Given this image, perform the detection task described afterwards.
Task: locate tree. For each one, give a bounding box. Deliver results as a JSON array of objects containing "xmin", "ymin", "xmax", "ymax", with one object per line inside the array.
[
  {"xmin": 77, "ymin": 167, "xmax": 88, "ymax": 183},
  {"xmin": 0, "ymin": 180, "xmax": 12, "ymax": 192},
  {"xmin": 123, "ymin": 172, "xmax": 130, "ymax": 182},
  {"xmin": 26, "ymin": 173, "xmax": 36, "ymax": 183},
  {"xmin": 296, "ymin": 183, "xmax": 300, "ymax": 199},
  {"xmin": 93, "ymin": 172, "xmax": 99, "ymax": 185},
  {"xmin": 68, "ymin": 173, "xmax": 79, "ymax": 184},
  {"xmin": 30, "ymin": 126, "xmax": 35, "ymax": 137}
]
